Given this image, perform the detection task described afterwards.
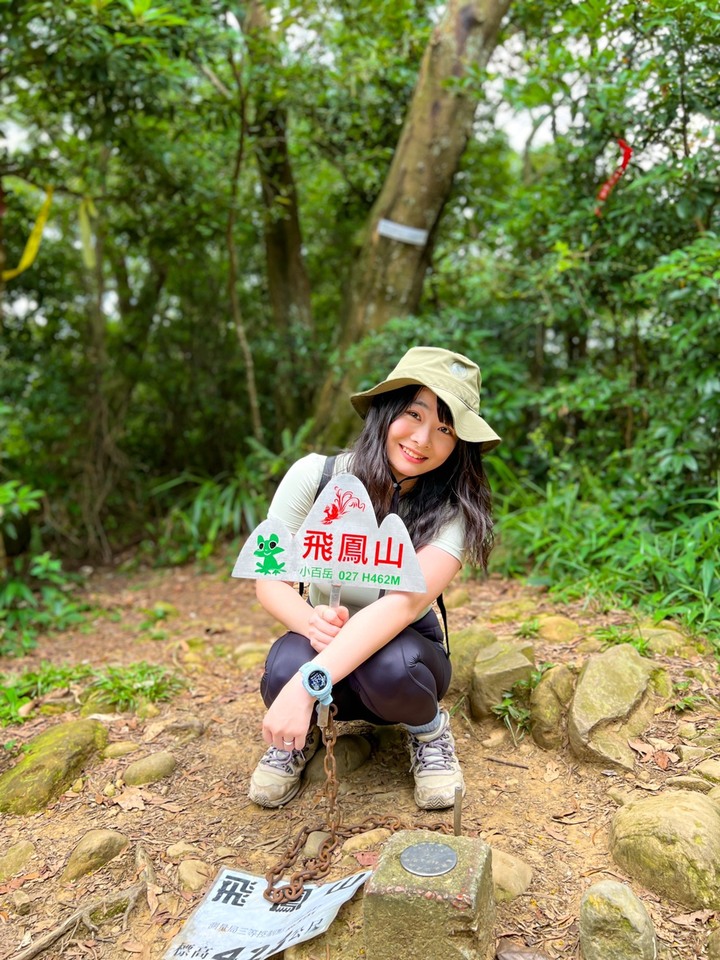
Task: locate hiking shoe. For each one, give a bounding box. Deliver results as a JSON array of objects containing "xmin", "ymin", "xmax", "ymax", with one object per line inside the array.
[
  {"xmin": 248, "ymin": 726, "xmax": 321, "ymax": 808},
  {"xmin": 408, "ymin": 710, "xmax": 465, "ymax": 810}
]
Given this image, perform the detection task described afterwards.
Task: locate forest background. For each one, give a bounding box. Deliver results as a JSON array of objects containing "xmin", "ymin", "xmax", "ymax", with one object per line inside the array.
[{"xmin": 1, "ymin": 0, "xmax": 719, "ymax": 661}]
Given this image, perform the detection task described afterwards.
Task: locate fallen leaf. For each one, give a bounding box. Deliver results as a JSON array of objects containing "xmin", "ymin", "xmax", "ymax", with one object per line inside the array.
[
  {"xmin": 543, "ymin": 761, "xmax": 560, "ymax": 782},
  {"xmin": 353, "ymin": 851, "xmax": 379, "ymax": 867},
  {"xmin": 121, "ymin": 938, "xmax": 145, "ymax": 953},
  {"xmin": 146, "ymin": 882, "xmax": 163, "ymax": 916},
  {"xmin": 628, "ymin": 739, "xmax": 654, "ymax": 761},
  {"xmin": 654, "ymin": 750, "xmax": 671, "ymax": 770},
  {"xmin": 114, "ymin": 789, "xmax": 146, "ymax": 811},
  {"xmin": 496, "ymin": 937, "xmax": 553, "ymax": 959},
  {"xmin": 670, "ymin": 909, "xmax": 715, "ymax": 927}
]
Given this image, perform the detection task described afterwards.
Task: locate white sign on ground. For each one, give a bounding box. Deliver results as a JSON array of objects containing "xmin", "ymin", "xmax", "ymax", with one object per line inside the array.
[{"xmin": 163, "ymin": 867, "xmax": 371, "ymax": 960}]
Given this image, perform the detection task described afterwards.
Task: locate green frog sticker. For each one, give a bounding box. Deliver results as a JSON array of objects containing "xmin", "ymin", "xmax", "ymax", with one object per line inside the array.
[{"xmin": 254, "ymin": 533, "xmax": 286, "ymax": 575}]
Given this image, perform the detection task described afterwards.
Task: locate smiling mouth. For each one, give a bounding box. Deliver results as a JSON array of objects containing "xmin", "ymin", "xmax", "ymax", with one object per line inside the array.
[{"xmin": 399, "ymin": 444, "xmax": 427, "ymax": 463}]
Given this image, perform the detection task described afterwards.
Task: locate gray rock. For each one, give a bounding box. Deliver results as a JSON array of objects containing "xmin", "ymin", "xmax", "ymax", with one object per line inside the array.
[
  {"xmin": 123, "ymin": 750, "xmax": 177, "ymax": 786},
  {"xmin": 305, "ymin": 734, "xmax": 371, "ymax": 783},
  {"xmin": 488, "ymin": 598, "xmax": 538, "ymax": 622},
  {"xmin": 103, "ymin": 741, "xmax": 140, "ymax": 759},
  {"xmin": 610, "ymin": 791, "xmax": 720, "ymax": 908},
  {"xmin": 167, "ymin": 841, "xmax": 202, "ymax": 859},
  {"xmin": 302, "ymin": 831, "xmax": 333, "ymax": 859},
  {"xmin": 178, "ymin": 858, "xmax": 213, "ymax": 892},
  {"xmin": 535, "ymin": 614, "xmax": 581, "ymax": 643},
  {"xmin": 530, "ymin": 664, "xmax": 575, "ymax": 750},
  {"xmin": 568, "ymin": 646, "xmax": 668, "ymax": 770},
  {"xmin": 707, "ymin": 927, "xmax": 720, "ymax": 960},
  {"xmin": 491, "ymin": 848, "xmax": 533, "ymax": 902},
  {"xmin": 469, "ymin": 642, "xmax": 535, "ymax": 719},
  {"xmin": 0, "ymin": 840, "xmax": 36, "ymax": 881},
  {"xmin": 665, "ymin": 775, "xmax": 713, "ymax": 793},
  {"xmin": 164, "ymin": 718, "xmax": 205, "ymax": 741},
  {"xmin": 579, "ymin": 880, "xmax": 657, "ymax": 960},
  {"xmin": 696, "ymin": 759, "xmax": 720, "ymax": 784},
  {"xmin": 63, "ymin": 829, "xmax": 129, "ymax": 881},
  {"xmin": 446, "ymin": 626, "xmax": 498, "ymax": 698},
  {"xmin": 12, "ymin": 890, "xmax": 33, "ymax": 916},
  {"xmin": 0, "ymin": 719, "xmax": 108, "ymax": 814}
]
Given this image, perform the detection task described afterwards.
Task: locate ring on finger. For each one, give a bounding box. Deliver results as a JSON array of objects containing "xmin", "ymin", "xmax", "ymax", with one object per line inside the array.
[{"xmin": 282, "ymin": 738, "xmax": 294, "ymax": 745}]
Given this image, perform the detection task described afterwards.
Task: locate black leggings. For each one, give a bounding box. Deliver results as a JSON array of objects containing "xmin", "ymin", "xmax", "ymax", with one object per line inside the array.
[{"xmin": 260, "ymin": 609, "xmax": 451, "ymax": 727}]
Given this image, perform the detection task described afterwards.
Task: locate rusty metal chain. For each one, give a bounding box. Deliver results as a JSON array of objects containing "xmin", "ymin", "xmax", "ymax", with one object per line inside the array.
[{"xmin": 263, "ymin": 706, "xmax": 452, "ymax": 903}]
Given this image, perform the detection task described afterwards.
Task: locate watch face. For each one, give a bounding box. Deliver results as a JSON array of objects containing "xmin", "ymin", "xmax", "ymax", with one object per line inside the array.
[{"xmin": 308, "ymin": 670, "xmax": 326, "ymax": 691}]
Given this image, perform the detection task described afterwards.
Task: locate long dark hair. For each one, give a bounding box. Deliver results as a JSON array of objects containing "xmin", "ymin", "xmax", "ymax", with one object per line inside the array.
[{"xmin": 348, "ymin": 386, "xmax": 494, "ymax": 570}]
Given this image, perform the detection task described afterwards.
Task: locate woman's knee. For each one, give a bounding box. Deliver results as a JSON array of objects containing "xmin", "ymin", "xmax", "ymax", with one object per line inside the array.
[
  {"xmin": 353, "ymin": 633, "xmax": 449, "ymax": 724},
  {"xmin": 261, "ymin": 631, "xmax": 314, "ymax": 706}
]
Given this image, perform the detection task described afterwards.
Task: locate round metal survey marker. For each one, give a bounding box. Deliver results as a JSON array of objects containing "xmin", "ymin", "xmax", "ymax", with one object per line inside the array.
[{"xmin": 399, "ymin": 842, "xmax": 458, "ymax": 877}]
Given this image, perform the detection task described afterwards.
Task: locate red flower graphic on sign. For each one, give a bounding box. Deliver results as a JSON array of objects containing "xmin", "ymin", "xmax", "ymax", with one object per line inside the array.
[{"xmin": 322, "ymin": 486, "xmax": 366, "ymax": 524}]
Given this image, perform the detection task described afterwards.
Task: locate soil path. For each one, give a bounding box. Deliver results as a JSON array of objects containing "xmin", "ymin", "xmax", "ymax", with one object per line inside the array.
[{"xmin": 1, "ymin": 562, "xmax": 717, "ymax": 959}]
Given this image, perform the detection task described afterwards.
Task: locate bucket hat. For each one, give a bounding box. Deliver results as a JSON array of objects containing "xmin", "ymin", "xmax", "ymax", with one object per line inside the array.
[{"xmin": 350, "ymin": 346, "xmax": 501, "ymax": 450}]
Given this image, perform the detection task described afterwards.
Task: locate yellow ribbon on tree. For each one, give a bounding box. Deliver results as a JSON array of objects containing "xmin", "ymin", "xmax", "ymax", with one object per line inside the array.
[
  {"xmin": 78, "ymin": 196, "xmax": 98, "ymax": 270},
  {"xmin": 2, "ymin": 187, "xmax": 55, "ymax": 282}
]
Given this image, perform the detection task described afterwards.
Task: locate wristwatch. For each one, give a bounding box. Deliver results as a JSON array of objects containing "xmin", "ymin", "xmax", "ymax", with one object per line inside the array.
[{"xmin": 298, "ymin": 663, "xmax": 333, "ymax": 706}]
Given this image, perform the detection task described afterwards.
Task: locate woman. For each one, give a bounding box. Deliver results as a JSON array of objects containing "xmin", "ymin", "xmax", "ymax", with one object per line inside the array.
[{"xmin": 248, "ymin": 346, "xmax": 500, "ymax": 810}]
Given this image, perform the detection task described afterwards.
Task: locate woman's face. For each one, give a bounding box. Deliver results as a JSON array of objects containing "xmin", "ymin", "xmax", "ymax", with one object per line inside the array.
[{"xmin": 385, "ymin": 387, "xmax": 457, "ymax": 485}]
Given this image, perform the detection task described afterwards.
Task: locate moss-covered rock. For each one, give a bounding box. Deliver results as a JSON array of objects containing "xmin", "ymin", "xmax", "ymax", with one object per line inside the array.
[
  {"xmin": 0, "ymin": 720, "xmax": 108, "ymax": 815},
  {"xmin": 530, "ymin": 664, "xmax": 575, "ymax": 750},
  {"xmin": 610, "ymin": 791, "xmax": 720, "ymax": 909}
]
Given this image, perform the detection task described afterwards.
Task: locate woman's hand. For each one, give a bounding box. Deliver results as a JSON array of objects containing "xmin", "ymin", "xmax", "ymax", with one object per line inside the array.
[
  {"xmin": 307, "ymin": 604, "xmax": 349, "ymax": 652},
  {"xmin": 262, "ymin": 675, "xmax": 316, "ymax": 751}
]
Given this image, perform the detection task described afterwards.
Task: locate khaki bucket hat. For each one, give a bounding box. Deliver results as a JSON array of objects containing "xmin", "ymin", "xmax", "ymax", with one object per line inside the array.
[{"xmin": 350, "ymin": 346, "xmax": 501, "ymax": 450}]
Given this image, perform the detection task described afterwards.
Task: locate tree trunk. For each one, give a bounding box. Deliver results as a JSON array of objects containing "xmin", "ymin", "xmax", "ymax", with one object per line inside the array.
[
  {"xmin": 244, "ymin": 0, "xmax": 314, "ymax": 425},
  {"xmin": 313, "ymin": 0, "xmax": 513, "ymax": 448}
]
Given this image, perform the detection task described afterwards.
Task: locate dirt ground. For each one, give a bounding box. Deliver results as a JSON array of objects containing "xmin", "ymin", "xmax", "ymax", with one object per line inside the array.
[{"xmin": 1, "ymin": 558, "xmax": 718, "ymax": 960}]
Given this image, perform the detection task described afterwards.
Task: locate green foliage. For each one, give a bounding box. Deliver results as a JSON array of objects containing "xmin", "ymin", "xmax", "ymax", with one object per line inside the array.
[
  {"xmin": 142, "ymin": 421, "xmax": 314, "ymax": 566},
  {"xmin": 491, "ymin": 663, "xmax": 553, "ymax": 744},
  {"xmin": 85, "ymin": 661, "xmax": 186, "ymax": 712},
  {"xmin": 516, "ymin": 618, "xmax": 540, "ymax": 639},
  {"xmin": 669, "ymin": 680, "xmax": 706, "ymax": 714},
  {"xmin": 0, "ymin": 478, "xmax": 86, "ymax": 656},
  {"xmin": 0, "ymin": 659, "xmax": 185, "ymax": 726},
  {"xmin": 594, "ymin": 626, "xmax": 650, "ymax": 657},
  {"xmin": 494, "ymin": 474, "xmax": 720, "ymax": 648}
]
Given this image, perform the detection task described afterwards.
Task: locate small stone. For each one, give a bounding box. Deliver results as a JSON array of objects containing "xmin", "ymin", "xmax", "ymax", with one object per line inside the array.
[
  {"xmin": 696, "ymin": 759, "xmax": 720, "ymax": 784},
  {"xmin": 342, "ymin": 829, "xmax": 392, "ymax": 853},
  {"xmin": 63, "ymin": 829, "xmax": 129, "ymax": 881},
  {"xmin": 303, "ymin": 831, "xmax": 333, "ymax": 859},
  {"xmin": 214, "ymin": 847, "xmax": 236, "ymax": 860},
  {"xmin": 71, "ymin": 778, "xmax": 84, "ymax": 793},
  {"xmin": 12, "ymin": 890, "xmax": 33, "ymax": 916},
  {"xmin": 707, "ymin": 927, "xmax": 720, "ymax": 960},
  {"xmin": 677, "ymin": 745, "xmax": 708, "ymax": 763},
  {"xmin": 0, "ymin": 841, "xmax": 36, "ymax": 882},
  {"xmin": 491, "ymin": 848, "xmax": 533, "ymax": 902},
  {"xmin": 104, "ymin": 741, "xmax": 140, "ymax": 759},
  {"xmin": 665, "ymin": 775, "xmax": 713, "ymax": 793},
  {"xmin": 103, "ymin": 783, "xmax": 117, "ymax": 798},
  {"xmin": 124, "ymin": 751, "xmax": 177, "ymax": 786},
  {"xmin": 535, "ymin": 614, "xmax": 581, "ymax": 643},
  {"xmin": 444, "ymin": 586, "xmax": 471, "ymax": 609},
  {"xmin": 167, "ymin": 841, "xmax": 202, "ymax": 859},
  {"xmin": 677, "ymin": 721, "xmax": 698, "ymax": 740},
  {"xmin": 178, "ymin": 859, "xmax": 213, "ymax": 892}
]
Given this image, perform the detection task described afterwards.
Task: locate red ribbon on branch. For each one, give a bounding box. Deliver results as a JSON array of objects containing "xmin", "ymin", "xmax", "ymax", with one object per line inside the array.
[{"xmin": 595, "ymin": 138, "xmax": 633, "ymax": 216}]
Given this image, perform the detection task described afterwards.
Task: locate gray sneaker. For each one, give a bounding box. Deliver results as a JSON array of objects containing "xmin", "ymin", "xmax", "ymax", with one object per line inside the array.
[
  {"xmin": 248, "ymin": 727, "xmax": 321, "ymax": 808},
  {"xmin": 408, "ymin": 710, "xmax": 465, "ymax": 810}
]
